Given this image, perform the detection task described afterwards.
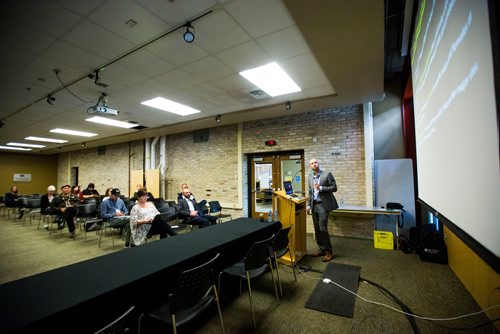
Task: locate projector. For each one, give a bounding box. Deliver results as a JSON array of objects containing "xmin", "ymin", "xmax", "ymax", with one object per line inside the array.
[{"xmin": 90, "ymin": 105, "xmax": 118, "ymax": 116}]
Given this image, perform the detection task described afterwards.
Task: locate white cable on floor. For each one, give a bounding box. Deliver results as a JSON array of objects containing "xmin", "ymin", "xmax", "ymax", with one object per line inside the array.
[{"xmin": 321, "ymin": 277, "xmax": 500, "ymax": 321}]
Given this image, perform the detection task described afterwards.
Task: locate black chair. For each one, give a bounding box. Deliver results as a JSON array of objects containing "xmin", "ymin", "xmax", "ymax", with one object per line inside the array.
[
  {"xmin": 26, "ymin": 198, "xmax": 42, "ymax": 226},
  {"xmin": 83, "ymin": 197, "xmax": 97, "ymax": 205},
  {"xmin": 158, "ymin": 206, "xmax": 191, "ymax": 234},
  {"xmin": 94, "ymin": 305, "xmax": 136, "ymax": 334},
  {"xmin": 208, "ymin": 201, "xmax": 232, "ymax": 223},
  {"xmin": 166, "ymin": 200, "xmax": 177, "ymax": 208},
  {"xmin": 16, "ymin": 197, "xmax": 31, "ymax": 222},
  {"xmin": 269, "ymin": 227, "xmax": 297, "ymax": 296},
  {"xmin": 196, "ymin": 199, "xmax": 209, "ymax": 216},
  {"xmin": 138, "ymin": 253, "xmax": 225, "ymax": 334},
  {"xmin": 76, "ymin": 204, "xmax": 102, "ymax": 241},
  {"xmin": 153, "ymin": 198, "xmax": 169, "ymax": 210},
  {"xmin": 218, "ymin": 234, "xmax": 279, "ymax": 330}
]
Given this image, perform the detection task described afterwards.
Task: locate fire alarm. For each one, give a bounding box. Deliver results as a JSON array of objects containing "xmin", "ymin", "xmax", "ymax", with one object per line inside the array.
[{"xmin": 265, "ymin": 139, "xmax": 277, "ymax": 146}]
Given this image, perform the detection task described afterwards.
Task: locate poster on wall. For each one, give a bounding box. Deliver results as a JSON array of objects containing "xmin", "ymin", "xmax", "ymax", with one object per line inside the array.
[{"xmin": 13, "ymin": 174, "xmax": 31, "ymax": 182}]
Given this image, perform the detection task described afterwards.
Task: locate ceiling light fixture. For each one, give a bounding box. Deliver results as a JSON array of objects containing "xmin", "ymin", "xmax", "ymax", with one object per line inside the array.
[
  {"xmin": 239, "ymin": 62, "xmax": 301, "ymax": 97},
  {"xmin": 141, "ymin": 97, "xmax": 201, "ymax": 116},
  {"xmin": 25, "ymin": 136, "xmax": 68, "ymax": 143},
  {"xmin": 215, "ymin": 114, "xmax": 221, "ymax": 123},
  {"xmin": 285, "ymin": 101, "xmax": 291, "ymax": 110},
  {"xmin": 0, "ymin": 145, "xmax": 32, "ymax": 151},
  {"xmin": 46, "ymin": 95, "xmax": 56, "ymax": 105},
  {"xmin": 81, "ymin": 142, "xmax": 86, "ymax": 147},
  {"xmin": 183, "ymin": 22, "xmax": 195, "ymax": 43},
  {"xmin": 50, "ymin": 128, "xmax": 98, "ymax": 137},
  {"xmin": 6, "ymin": 142, "xmax": 45, "ymax": 148},
  {"xmin": 86, "ymin": 116, "xmax": 137, "ymax": 128}
]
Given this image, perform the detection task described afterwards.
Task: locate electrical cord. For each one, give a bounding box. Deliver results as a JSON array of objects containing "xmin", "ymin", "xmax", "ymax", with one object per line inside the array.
[
  {"xmin": 321, "ymin": 277, "xmax": 500, "ymax": 321},
  {"xmin": 54, "ymin": 69, "xmax": 92, "ymax": 104},
  {"xmin": 361, "ymin": 278, "xmax": 419, "ymax": 334}
]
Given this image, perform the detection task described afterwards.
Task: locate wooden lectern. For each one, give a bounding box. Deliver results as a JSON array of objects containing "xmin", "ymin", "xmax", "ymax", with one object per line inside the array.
[{"xmin": 273, "ymin": 190, "xmax": 307, "ymax": 265}]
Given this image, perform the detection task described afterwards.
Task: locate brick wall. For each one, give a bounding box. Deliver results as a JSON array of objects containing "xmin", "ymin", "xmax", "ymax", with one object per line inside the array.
[
  {"xmin": 57, "ymin": 141, "xmax": 143, "ymax": 197},
  {"xmin": 57, "ymin": 104, "xmax": 372, "ymax": 238}
]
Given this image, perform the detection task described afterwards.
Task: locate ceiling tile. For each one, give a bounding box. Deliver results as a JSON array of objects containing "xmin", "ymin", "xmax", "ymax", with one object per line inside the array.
[
  {"xmin": 117, "ymin": 50, "xmax": 175, "ymax": 77},
  {"xmin": 215, "ymin": 41, "xmax": 270, "ymax": 72},
  {"xmin": 256, "ymin": 26, "xmax": 311, "ymax": 61},
  {"xmin": 194, "ymin": 9, "xmax": 250, "ymax": 53},
  {"xmin": 88, "ymin": 0, "xmax": 169, "ymax": 44},
  {"xmin": 182, "ymin": 56, "xmax": 233, "ymax": 82},
  {"xmin": 225, "ymin": 0, "xmax": 294, "ymax": 38},
  {"xmin": 62, "ymin": 20, "xmax": 134, "ymax": 59}
]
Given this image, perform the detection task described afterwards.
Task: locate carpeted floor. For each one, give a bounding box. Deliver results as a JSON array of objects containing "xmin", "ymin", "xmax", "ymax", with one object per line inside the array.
[{"xmin": 0, "ymin": 212, "xmax": 496, "ymax": 333}]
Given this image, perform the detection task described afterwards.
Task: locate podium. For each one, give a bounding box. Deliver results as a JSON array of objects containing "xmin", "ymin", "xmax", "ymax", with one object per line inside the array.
[{"xmin": 273, "ymin": 190, "xmax": 307, "ymax": 265}]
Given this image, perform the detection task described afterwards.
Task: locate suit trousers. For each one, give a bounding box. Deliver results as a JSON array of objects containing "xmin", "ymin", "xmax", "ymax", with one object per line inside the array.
[{"xmin": 312, "ymin": 203, "xmax": 332, "ymax": 253}]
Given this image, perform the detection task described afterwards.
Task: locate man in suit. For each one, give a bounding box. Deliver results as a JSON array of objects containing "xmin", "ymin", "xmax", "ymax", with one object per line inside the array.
[
  {"xmin": 307, "ymin": 158, "xmax": 338, "ymax": 262},
  {"xmin": 177, "ymin": 188, "xmax": 215, "ymax": 228}
]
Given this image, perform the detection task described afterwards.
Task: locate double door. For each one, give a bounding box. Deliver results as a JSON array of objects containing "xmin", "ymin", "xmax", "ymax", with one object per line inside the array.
[{"xmin": 250, "ymin": 151, "xmax": 304, "ymax": 219}]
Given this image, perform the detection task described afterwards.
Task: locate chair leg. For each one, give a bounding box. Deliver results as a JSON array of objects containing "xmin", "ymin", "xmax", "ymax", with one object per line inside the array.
[
  {"xmin": 172, "ymin": 314, "xmax": 177, "ymax": 334},
  {"xmin": 289, "ymin": 249, "xmax": 297, "ymax": 282},
  {"xmin": 268, "ymin": 258, "xmax": 280, "ymax": 305},
  {"xmin": 213, "ymin": 285, "xmax": 226, "ymax": 334},
  {"xmin": 273, "ymin": 253, "xmax": 283, "ymax": 296},
  {"xmin": 246, "ymin": 272, "xmax": 257, "ymax": 331}
]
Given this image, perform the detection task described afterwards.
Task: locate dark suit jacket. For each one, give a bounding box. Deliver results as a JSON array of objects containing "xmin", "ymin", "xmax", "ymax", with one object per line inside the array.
[{"xmin": 308, "ymin": 169, "xmax": 338, "ymax": 212}]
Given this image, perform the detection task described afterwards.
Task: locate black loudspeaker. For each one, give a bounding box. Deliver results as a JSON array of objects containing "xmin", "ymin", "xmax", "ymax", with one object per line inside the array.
[
  {"xmin": 417, "ymin": 224, "xmax": 448, "ymax": 264},
  {"xmin": 193, "ymin": 129, "xmax": 209, "ymax": 143}
]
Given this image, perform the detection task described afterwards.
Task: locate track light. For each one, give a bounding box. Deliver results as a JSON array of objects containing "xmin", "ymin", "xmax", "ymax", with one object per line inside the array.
[
  {"xmin": 81, "ymin": 142, "xmax": 86, "ymax": 147},
  {"xmin": 46, "ymin": 95, "xmax": 56, "ymax": 105},
  {"xmin": 183, "ymin": 22, "xmax": 195, "ymax": 43},
  {"xmin": 215, "ymin": 114, "xmax": 221, "ymax": 123},
  {"xmin": 285, "ymin": 101, "xmax": 291, "ymax": 110}
]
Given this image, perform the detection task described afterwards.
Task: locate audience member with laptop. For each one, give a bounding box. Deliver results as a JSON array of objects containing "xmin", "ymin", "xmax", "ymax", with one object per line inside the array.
[{"xmin": 129, "ymin": 188, "xmax": 177, "ymax": 246}]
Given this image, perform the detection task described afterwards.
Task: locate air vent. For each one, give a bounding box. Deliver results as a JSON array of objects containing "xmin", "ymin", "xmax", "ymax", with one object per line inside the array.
[{"xmin": 248, "ymin": 89, "xmax": 269, "ymax": 99}]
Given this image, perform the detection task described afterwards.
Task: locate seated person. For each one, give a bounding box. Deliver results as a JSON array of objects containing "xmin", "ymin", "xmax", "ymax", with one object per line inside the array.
[
  {"xmin": 99, "ymin": 188, "xmax": 130, "ymax": 244},
  {"xmin": 41, "ymin": 185, "xmax": 57, "ymax": 229},
  {"xmin": 4, "ymin": 185, "xmax": 24, "ymax": 218},
  {"xmin": 131, "ymin": 185, "xmax": 155, "ymax": 202},
  {"xmin": 82, "ymin": 183, "xmax": 100, "ymax": 201},
  {"xmin": 177, "ymin": 188, "xmax": 216, "ymax": 228},
  {"xmin": 101, "ymin": 187, "xmax": 113, "ymax": 202},
  {"xmin": 71, "ymin": 185, "xmax": 83, "ymax": 202},
  {"xmin": 129, "ymin": 188, "xmax": 177, "ymax": 246},
  {"xmin": 177, "ymin": 182, "xmax": 194, "ymax": 201},
  {"xmin": 51, "ymin": 184, "xmax": 79, "ymax": 238}
]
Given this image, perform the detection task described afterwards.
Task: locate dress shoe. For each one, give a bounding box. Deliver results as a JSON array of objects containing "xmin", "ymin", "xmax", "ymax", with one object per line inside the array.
[
  {"xmin": 68, "ymin": 232, "xmax": 75, "ymax": 238},
  {"xmin": 312, "ymin": 249, "xmax": 326, "ymax": 257},
  {"xmin": 57, "ymin": 223, "xmax": 65, "ymax": 230},
  {"xmin": 322, "ymin": 252, "xmax": 333, "ymax": 262}
]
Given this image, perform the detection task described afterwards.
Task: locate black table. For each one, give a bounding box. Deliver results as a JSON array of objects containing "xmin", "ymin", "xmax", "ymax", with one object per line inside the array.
[{"xmin": 0, "ymin": 218, "xmax": 280, "ymax": 333}]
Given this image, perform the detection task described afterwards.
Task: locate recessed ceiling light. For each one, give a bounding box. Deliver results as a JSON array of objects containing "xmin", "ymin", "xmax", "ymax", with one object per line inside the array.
[
  {"xmin": 25, "ymin": 136, "xmax": 68, "ymax": 143},
  {"xmin": 0, "ymin": 145, "xmax": 32, "ymax": 151},
  {"xmin": 239, "ymin": 62, "xmax": 301, "ymax": 97},
  {"xmin": 86, "ymin": 116, "xmax": 137, "ymax": 129},
  {"xmin": 141, "ymin": 97, "xmax": 201, "ymax": 116},
  {"xmin": 6, "ymin": 142, "xmax": 45, "ymax": 148},
  {"xmin": 50, "ymin": 128, "xmax": 97, "ymax": 137}
]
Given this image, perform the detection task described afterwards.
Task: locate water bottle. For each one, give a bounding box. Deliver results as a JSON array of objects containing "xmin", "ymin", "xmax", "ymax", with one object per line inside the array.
[
  {"xmin": 273, "ymin": 209, "xmax": 278, "ymax": 222},
  {"xmin": 268, "ymin": 209, "xmax": 273, "ymax": 222}
]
